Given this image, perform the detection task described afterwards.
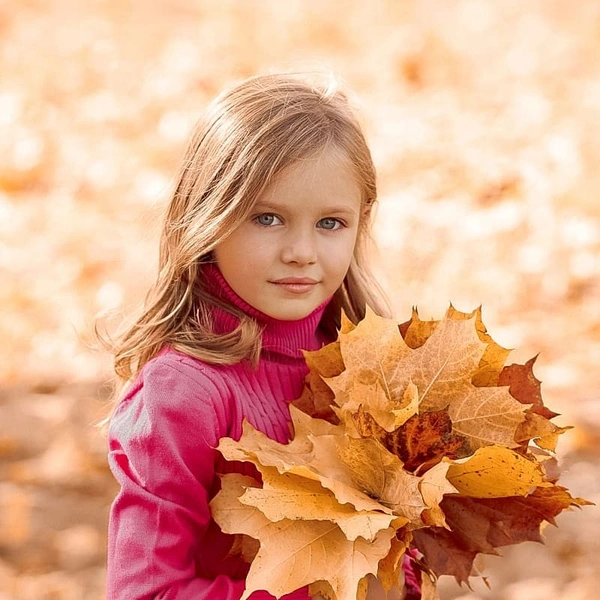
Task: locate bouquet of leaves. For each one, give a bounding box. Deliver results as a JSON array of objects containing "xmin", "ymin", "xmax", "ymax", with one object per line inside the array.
[{"xmin": 210, "ymin": 307, "xmax": 592, "ymax": 600}]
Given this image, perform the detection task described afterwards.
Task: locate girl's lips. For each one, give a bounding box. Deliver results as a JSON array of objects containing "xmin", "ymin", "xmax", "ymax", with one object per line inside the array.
[
  {"xmin": 270, "ymin": 280, "xmax": 318, "ymax": 294},
  {"xmin": 271, "ymin": 277, "xmax": 319, "ymax": 284}
]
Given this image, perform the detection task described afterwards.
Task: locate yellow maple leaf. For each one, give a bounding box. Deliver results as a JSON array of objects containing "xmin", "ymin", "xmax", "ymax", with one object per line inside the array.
[
  {"xmin": 419, "ymin": 461, "xmax": 459, "ymax": 528},
  {"xmin": 402, "ymin": 305, "xmax": 511, "ymax": 387},
  {"xmin": 239, "ymin": 467, "xmax": 395, "ymax": 542},
  {"xmin": 336, "ymin": 436, "xmax": 426, "ymax": 523},
  {"xmin": 326, "ymin": 308, "xmax": 412, "ymax": 401},
  {"xmin": 515, "ymin": 411, "xmax": 573, "ymax": 452},
  {"xmin": 211, "ymin": 473, "xmax": 396, "ymax": 600},
  {"xmin": 218, "ymin": 408, "xmax": 396, "ymax": 516},
  {"xmin": 217, "ymin": 406, "xmax": 339, "ymax": 475},
  {"xmin": 377, "ymin": 532, "xmax": 412, "ymax": 594},
  {"xmin": 446, "ymin": 446, "xmax": 545, "ymax": 498},
  {"xmin": 449, "ymin": 385, "xmax": 530, "ymax": 450},
  {"xmin": 339, "ymin": 381, "xmax": 420, "ymax": 434}
]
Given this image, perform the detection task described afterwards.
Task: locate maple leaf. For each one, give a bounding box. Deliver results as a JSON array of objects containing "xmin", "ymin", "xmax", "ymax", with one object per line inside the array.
[
  {"xmin": 411, "ymin": 526, "xmax": 478, "ymax": 585},
  {"xmin": 377, "ymin": 532, "xmax": 411, "ymax": 594},
  {"xmin": 300, "ymin": 433, "xmax": 398, "ymax": 515},
  {"xmin": 211, "ymin": 306, "xmax": 592, "ymax": 600},
  {"xmin": 327, "ymin": 309, "xmax": 529, "ymax": 454},
  {"xmin": 338, "ymin": 381, "xmax": 420, "ymax": 433},
  {"xmin": 413, "ymin": 487, "xmax": 592, "ymax": 583},
  {"xmin": 294, "ymin": 341, "xmax": 345, "ymax": 423},
  {"xmin": 239, "ymin": 467, "xmax": 395, "ymax": 542},
  {"xmin": 446, "ymin": 446, "xmax": 545, "ymax": 498},
  {"xmin": 335, "ymin": 436, "xmax": 426, "ymax": 523},
  {"xmin": 325, "ymin": 308, "xmax": 412, "ymax": 402},
  {"xmin": 217, "ymin": 405, "xmax": 338, "ymax": 475},
  {"xmin": 389, "ymin": 409, "xmax": 469, "ymax": 471},
  {"xmin": 401, "ymin": 305, "xmax": 511, "ymax": 387},
  {"xmin": 211, "ymin": 473, "xmax": 396, "ymax": 600},
  {"xmin": 515, "ymin": 411, "xmax": 572, "ymax": 452},
  {"xmin": 498, "ymin": 356, "xmax": 558, "ymax": 420},
  {"xmin": 497, "ymin": 485, "xmax": 593, "ymax": 528},
  {"xmin": 497, "ymin": 356, "xmax": 569, "ymax": 452},
  {"xmin": 217, "ymin": 409, "xmax": 398, "ymax": 516},
  {"xmin": 419, "ymin": 461, "xmax": 459, "ymax": 528}
]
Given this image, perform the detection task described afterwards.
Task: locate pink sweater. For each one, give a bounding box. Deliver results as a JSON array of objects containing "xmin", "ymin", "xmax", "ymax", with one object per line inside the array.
[{"xmin": 107, "ymin": 265, "xmax": 329, "ymax": 600}]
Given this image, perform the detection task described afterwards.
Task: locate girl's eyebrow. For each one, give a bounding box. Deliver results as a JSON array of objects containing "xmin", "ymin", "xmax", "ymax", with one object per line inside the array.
[{"xmin": 253, "ymin": 201, "xmax": 358, "ymax": 216}]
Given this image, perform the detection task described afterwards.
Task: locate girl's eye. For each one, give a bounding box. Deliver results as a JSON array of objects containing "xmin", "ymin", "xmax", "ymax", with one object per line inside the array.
[
  {"xmin": 255, "ymin": 213, "xmax": 282, "ymax": 227},
  {"xmin": 318, "ymin": 217, "xmax": 344, "ymax": 231}
]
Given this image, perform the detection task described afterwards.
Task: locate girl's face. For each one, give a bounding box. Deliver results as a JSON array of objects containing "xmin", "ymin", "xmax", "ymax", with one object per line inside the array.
[{"xmin": 213, "ymin": 146, "xmax": 363, "ymax": 321}]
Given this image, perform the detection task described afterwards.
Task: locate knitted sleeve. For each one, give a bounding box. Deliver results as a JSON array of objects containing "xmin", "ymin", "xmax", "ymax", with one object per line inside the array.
[{"xmin": 105, "ymin": 354, "xmax": 309, "ymax": 600}]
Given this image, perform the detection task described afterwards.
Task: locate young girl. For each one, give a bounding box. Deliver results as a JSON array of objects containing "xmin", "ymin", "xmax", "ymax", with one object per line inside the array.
[{"xmin": 106, "ymin": 72, "xmax": 420, "ymax": 599}]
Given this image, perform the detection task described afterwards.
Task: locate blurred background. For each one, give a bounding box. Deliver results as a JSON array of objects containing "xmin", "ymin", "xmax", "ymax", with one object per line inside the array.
[{"xmin": 0, "ymin": 0, "xmax": 599, "ymax": 598}]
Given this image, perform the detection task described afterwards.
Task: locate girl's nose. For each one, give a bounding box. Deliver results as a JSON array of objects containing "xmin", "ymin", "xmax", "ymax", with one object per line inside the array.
[{"xmin": 280, "ymin": 230, "xmax": 317, "ymax": 265}]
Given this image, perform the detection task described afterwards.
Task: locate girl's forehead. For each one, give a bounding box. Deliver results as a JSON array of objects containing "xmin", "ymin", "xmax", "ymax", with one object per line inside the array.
[
  {"xmin": 254, "ymin": 148, "xmax": 362, "ymax": 213},
  {"xmin": 277, "ymin": 146, "xmax": 358, "ymax": 187}
]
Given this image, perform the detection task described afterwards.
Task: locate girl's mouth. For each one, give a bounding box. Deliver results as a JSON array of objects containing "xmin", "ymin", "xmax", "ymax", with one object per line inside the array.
[{"xmin": 271, "ymin": 282, "xmax": 317, "ymax": 294}]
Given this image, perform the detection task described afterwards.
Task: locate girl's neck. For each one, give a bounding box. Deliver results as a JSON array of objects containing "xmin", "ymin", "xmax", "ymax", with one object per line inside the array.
[{"xmin": 203, "ymin": 263, "xmax": 331, "ymax": 359}]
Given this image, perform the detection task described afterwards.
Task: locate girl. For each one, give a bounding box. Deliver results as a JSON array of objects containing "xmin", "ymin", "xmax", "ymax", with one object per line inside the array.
[{"xmin": 106, "ymin": 72, "xmax": 420, "ymax": 599}]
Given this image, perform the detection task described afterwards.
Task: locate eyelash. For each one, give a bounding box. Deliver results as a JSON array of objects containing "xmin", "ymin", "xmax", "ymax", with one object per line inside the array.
[{"xmin": 253, "ymin": 213, "xmax": 346, "ymax": 231}]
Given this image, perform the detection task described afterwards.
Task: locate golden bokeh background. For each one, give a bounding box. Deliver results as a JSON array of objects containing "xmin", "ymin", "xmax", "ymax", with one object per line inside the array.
[{"xmin": 0, "ymin": 1, "xmax": 599, "ymax": 598}]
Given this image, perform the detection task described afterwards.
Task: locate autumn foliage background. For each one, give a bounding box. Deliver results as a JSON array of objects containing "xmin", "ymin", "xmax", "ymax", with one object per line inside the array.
[{"xmin": 0, "ymin": 1, "xmax": 599, "ymax": 599}]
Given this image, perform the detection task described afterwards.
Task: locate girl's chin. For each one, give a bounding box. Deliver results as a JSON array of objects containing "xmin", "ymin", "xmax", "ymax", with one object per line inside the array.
[{"xmin": 261, "ymin": 301, "xmax": 322, "ymax": 321}]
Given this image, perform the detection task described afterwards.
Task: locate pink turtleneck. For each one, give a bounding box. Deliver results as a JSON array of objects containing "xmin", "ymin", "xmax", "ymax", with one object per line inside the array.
[{"xmin": 106, "ymin": 264, "xmax": 329, "ymax": 600}]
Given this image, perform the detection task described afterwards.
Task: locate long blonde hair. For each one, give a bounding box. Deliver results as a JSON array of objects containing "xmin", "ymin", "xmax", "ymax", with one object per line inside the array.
[{"xmin": 111, "ymin": 72, "xmax": 390, "ymax": 382}]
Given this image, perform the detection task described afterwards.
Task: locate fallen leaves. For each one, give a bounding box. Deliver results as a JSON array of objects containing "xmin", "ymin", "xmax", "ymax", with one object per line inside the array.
[{"xmin": 210, "ymin": 306, "xmax": 592, "ymax": 599}]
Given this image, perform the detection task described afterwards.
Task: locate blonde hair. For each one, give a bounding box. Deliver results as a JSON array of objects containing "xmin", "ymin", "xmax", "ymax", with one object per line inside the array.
[{"xmin": 111, "ymin": 72, "xmax": 390, "ymax": 382}]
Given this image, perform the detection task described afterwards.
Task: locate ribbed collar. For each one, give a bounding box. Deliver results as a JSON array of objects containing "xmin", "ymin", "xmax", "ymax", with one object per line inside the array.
[{"xmin": 202, "ymin": 263, "xmax": 330, "ymax": 359}]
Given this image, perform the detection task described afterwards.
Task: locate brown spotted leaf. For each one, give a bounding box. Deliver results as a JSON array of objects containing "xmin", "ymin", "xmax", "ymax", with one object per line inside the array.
[
  {"xmin": 385, "ymin": 409, "xmax": 469, "ymax": 472},
  {"xmin": 352, "ymin": 408, "xmax": 469, "ymax": 472},
  {"xmin": 446, "ymin": 446, "xmax": 544, "ymax": 498}
]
